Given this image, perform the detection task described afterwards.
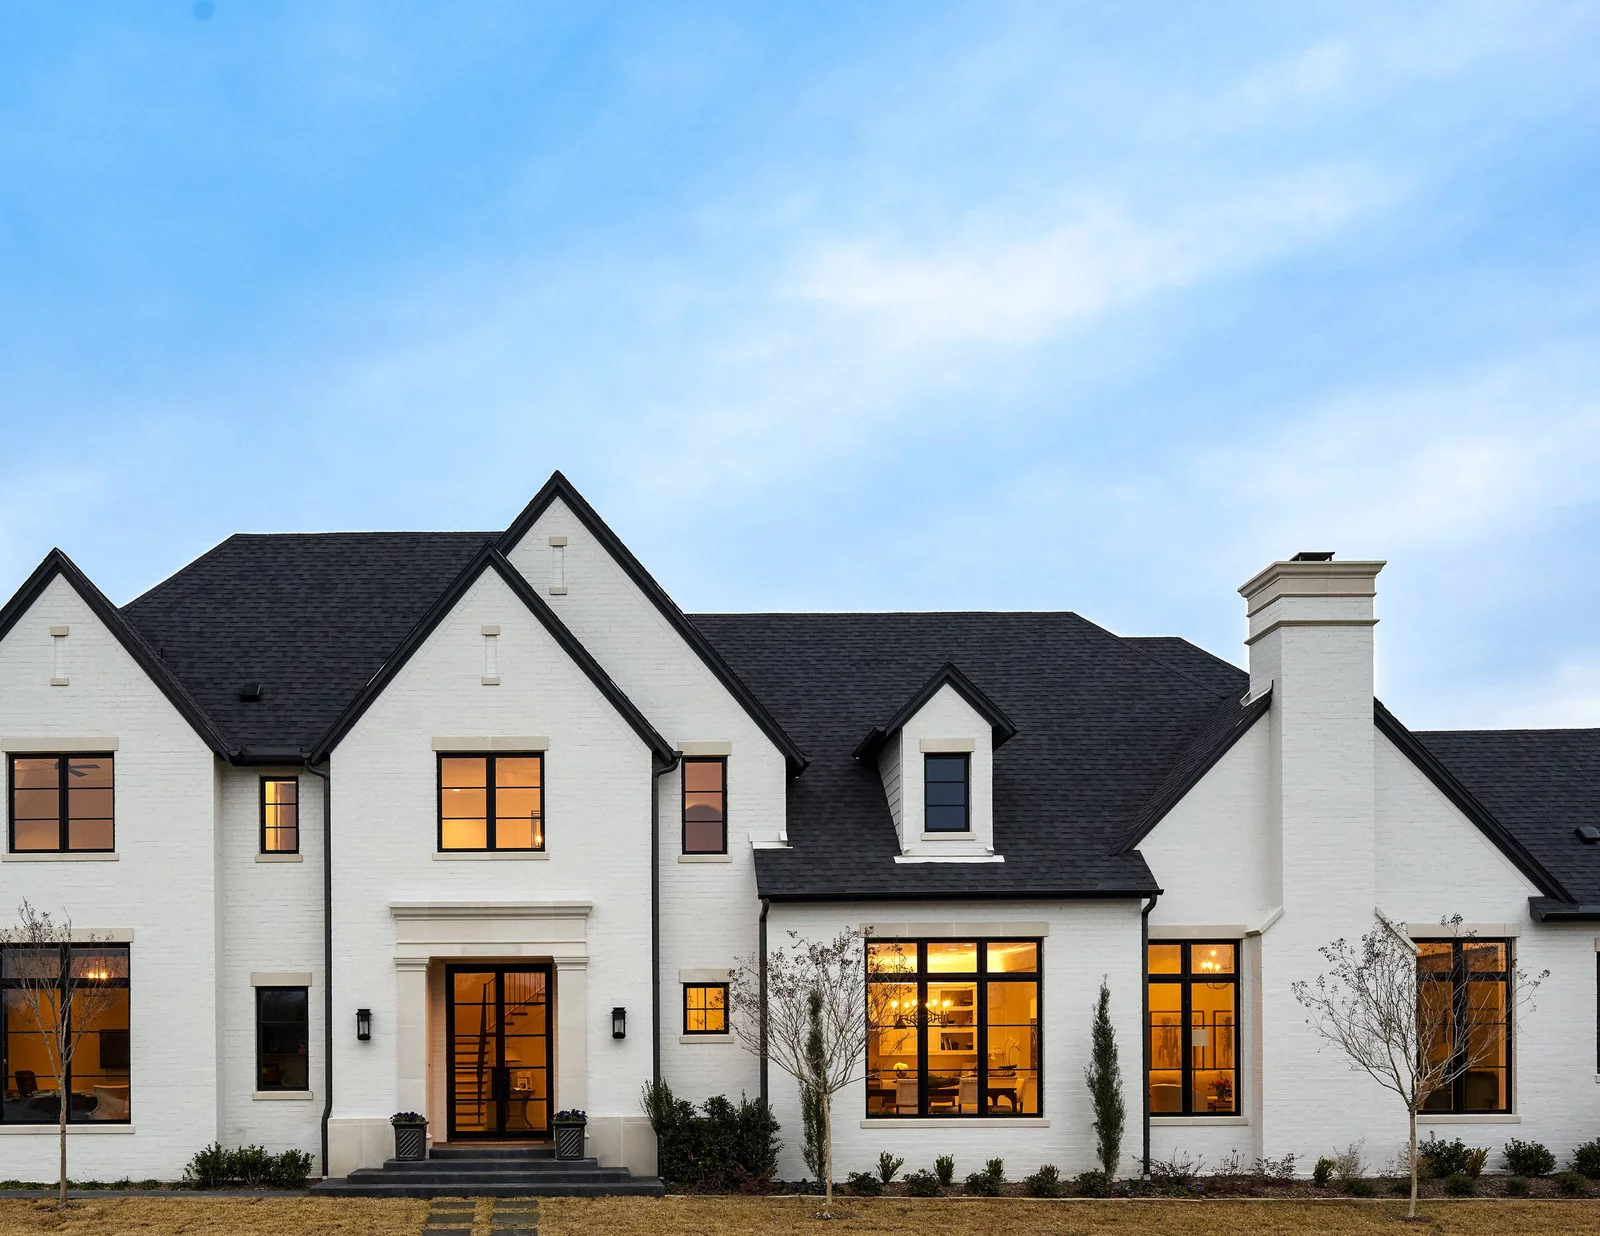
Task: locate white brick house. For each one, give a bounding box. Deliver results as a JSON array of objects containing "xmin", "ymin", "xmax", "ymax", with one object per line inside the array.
[{"xmin": 1, "ymin": 472, "xmax": 1596, "ymax": 1186}]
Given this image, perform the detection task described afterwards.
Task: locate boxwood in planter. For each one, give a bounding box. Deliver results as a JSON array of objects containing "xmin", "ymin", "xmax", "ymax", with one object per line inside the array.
[
  {"xmin": 553, "ymin": 1109, "xmax": 588, "ymax": 1161},
  {"xmin": 390, "ymin": 1112, "xmax": 428, "ymax": 1162}
]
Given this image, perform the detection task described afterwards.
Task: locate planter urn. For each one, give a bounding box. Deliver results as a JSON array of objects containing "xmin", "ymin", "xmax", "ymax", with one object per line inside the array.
[
  {"xmin": 553, "ymin": 1112, "xmax": 587, "ymax": 1161},
  {"xmin": 391, "ymin": 1114, "xmax": 428, "ymax": 1162}
]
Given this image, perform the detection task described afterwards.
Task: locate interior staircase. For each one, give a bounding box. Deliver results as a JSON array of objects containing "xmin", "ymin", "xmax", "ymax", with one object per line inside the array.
[{"xmin": 312, "ymin": 1144, "xmax": 665, "ymax": 1198}]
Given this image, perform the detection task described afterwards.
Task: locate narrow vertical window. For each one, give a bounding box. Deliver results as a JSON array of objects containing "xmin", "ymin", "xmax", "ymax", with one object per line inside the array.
[
  {"xmin": 683, "ymin": 983, "xmax": 728, "ymax": 1034},
  {"xmin": 438, "ymin": 754, "xmax": 543, "ymax": 851},
  {"xmin": 682, "ymin": 758, "xmax": 726, "ymax": 854},
  {"xmin": 256, "ymin": 986, "xmax": 309, "ymax": 1091},
  {"xmin": 260, "ymin": 778, "xmax": 299, "ymax": 854},
  {"xmin": 1146, "ymin": 941, "xmax": 1237, "ymax": 1115},
  {"xmin": 1417, "ymin": 938, "xmax": 1511, "ymax": 1113},
  {"xmin": 923, "ymin": 754, "xmax": 969, "ymax": 833},
  {"xmin": 8, "ymin": 754, "xmax": 114, "ymax": 853}
]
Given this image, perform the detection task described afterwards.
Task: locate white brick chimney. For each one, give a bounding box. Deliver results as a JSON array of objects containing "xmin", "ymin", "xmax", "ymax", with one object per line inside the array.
[{"xmin": 1238, "ymin": 552, "xmax": 1385, "ymax": 1159}]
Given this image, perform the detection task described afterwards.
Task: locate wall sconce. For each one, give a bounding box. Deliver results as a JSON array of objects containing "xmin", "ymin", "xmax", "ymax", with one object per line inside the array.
[
  {"xmin": 356, "ymin": 1008, "xmax": 372, "ymax": 1041},
  {"xmin": 612, "ymin": 1006, "xmax": 626, "ymax": 1039}
]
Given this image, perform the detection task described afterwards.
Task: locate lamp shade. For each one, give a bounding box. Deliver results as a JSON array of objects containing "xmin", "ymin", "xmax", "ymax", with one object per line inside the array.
[
  {"xmin": 356, "ymin": 1008, "xmax": 372, "ymax": 1041},
  {"xmin": 611, "ymin": 1006, "xmax": 626, "ymax": 1039}
]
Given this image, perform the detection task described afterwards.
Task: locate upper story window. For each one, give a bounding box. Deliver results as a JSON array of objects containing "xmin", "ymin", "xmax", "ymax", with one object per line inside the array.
[
  {"xmin": 1, "ymin": 943, "xmax": 130, "ymax": 1123},
  {"xmin": 923, "ymin": 754, "xmax": 969, "ymax": 833},
  {"xmin": 8, "ymin": 754, "xmax": 114, "ymax": 853},
  {"xmin": 438, "ymin": 754, "xmax": 543, "ymax": 852},
  {"xmin": 1148, "ymin": 941, "xmax": 1238, "ymax": 1116},
  {"xmin": 1418, "ymin": 938, "xmax": 1511, "ymax": 1113},
  {"xmin": 866, "ymin": 938, "xmax": 1041, "ymax": 1118},
  {"xmin": 683, "ymin": 983, "xmax": 728, "ymax": 1034},
  {"xmin": 260, "ymin": 778, "xmax": 299, "ymax": 854},
  {"xmin": 682, "ymin": 758, "xmax": 726, "ymax": 854}
]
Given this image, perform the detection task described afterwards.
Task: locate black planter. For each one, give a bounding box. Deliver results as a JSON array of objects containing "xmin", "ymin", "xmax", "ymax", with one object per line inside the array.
[
  {"xmin": 554, "ymin": 1121, "xmax": 586, "ymax": 1160},
  {"xmin": 393, "ymin": 1120, "xmax": 427, "ymax": 1161}
]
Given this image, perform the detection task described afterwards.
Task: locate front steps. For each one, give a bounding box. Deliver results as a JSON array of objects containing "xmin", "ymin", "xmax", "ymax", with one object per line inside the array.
[{"xmin": 312, "ymin": 1143, "xmax": 665, "ymax": 1198}]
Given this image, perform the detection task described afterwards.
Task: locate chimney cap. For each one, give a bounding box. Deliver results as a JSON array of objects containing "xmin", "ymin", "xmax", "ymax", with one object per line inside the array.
[{"xmin": 1290, "ymin": 551, "xmax": 1335, "ymax": 562}]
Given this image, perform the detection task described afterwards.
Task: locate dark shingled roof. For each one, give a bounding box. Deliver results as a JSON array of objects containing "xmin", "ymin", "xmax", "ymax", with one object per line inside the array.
[
  {"xmin": 689, "ymin": 613, "xmax": 1253, "ymax": 900},
  {"xmin": 1413, "ymin": 728, "xmax": 1600, "ymax": 906},
  {"xmin": 122, "ymin": 532, "xmax": 493, "ymax": 756}
]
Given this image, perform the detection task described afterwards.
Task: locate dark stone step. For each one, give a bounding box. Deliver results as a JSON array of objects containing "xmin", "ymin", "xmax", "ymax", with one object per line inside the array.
[
  {"xmin": 429, "ymin": 1145, "xmax": 556, "ymax": 1160},
  {"xmin": 345, "ymin": 1169, "xmax": 633, "ymax": 1186},
  {"xmin": 311, "ymin": 1178, "xmax": 664, "ymax": 1198}
]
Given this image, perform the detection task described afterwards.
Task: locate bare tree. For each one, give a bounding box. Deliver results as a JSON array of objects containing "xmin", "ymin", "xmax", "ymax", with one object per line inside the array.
[
  {"xmin": 730, "ymin": 928, "xmax": 888, "ymax": 1216},
  {"xmin": 1292, "ymin": 914, "xmax": 1545, "ymax": 1218},
  {"xmin": 0, "ymin": 901, "xmax": 125, "ymax": 1209}
]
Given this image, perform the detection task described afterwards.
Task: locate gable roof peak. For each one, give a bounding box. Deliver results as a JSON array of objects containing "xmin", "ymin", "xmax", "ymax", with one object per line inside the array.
[{"xmin": 852, "ymin": 660, "xmax": 1019, "ymax": 763}]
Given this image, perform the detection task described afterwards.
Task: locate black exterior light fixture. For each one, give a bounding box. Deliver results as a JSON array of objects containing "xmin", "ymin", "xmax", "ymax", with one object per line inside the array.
[
  {"xmin": 356, "ymin": 1008, "xmax": 372, "ymax": 1041},
  {"xmin": 612, "ymin": 1006, "xmax": 627, "ymax": 1039}
]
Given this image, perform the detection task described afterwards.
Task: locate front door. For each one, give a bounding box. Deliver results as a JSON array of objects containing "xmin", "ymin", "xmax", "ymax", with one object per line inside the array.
[{"xmin": 446, "ymin": 965, "xmax": 552, "ymax": 1139}]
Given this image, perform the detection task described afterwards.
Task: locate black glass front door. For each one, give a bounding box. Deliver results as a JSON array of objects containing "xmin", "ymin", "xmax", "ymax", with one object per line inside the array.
[{"xmin": 446, "ymin": 965, "xmax": 552, "ymax": 1139}]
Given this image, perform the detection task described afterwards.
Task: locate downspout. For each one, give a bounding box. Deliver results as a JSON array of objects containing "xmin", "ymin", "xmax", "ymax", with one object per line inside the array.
[
  {"xmin": 758, "ymin": 898, "xmax": 770, "ymax": 1106},
  {"xmin": 1140, "ymin": 892, "xmax": 1159, "ymax": 1178},
  {"xmin": 304, "ymin": 759, "xmax": 333, "ymax": 1179},
  {"xmin": 651, "ymin": 753, "xmax": 682, "ymax": 1088}
]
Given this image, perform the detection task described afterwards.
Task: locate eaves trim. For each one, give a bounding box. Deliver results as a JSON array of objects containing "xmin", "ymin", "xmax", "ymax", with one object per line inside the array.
[
  {"xmin": 852, "ymin": 661, "xmax": 1020, "ymax": 763},
  {"xmin": 498, "ymin": 470, "xmax": 809, "ymax": 774}
]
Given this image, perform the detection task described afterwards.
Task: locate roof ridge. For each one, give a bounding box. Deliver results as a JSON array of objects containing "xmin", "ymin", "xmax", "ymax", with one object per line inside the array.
[{"xmin": 1115, "ymin": 634, "xmax": 1237, "ymax": 700}]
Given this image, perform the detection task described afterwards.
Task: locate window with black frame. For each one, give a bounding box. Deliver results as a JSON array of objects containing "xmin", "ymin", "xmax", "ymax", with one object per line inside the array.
[
  {"xmin": 923, "ymin": 755, "xmax": 969, "ymax": 832},
  {"xmin": 1417, "ymin": 938, "xmax": 1511, "ymax": 1113},
  {"xmin": 256, "ymin": 987, "xmax": 309, "ymax": 1091},
  {"xmin": 260, "ymin": 777, "xmax": 299, "ymax": 854},
  {"xmin": 8, "ymin": 754, "xmax": 114, "ymax": 853},
  {"xmin": 1147, "ymin": 941, "xmax": 1237, "ymax": 1115},
  {"xmin": 682, "ymin": 759, "xmax": 726, "ymax": 854},
  {"xmin": 438, "ymin": 754, "xmax": 543, "ymax": 851},
  {"xmin": 683, "ymin": 983, "xmax": 727, "ymax": 1034},
  {"xmin": 1, "ymin": 944, "xmax": 130, "ymax": 1123},
  {"xmin": 865, "ymin": 939, "xmax": 1040, "ymax": 1118}
]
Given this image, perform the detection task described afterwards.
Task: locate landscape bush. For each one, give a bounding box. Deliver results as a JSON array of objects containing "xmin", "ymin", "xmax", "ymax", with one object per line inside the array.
[
  {"xmin": 1344, "ymin": 1178, "xmax": 1375, "ymax": 1197},
  {"xmin": 903, "ymin": 1168, "xmax": 941, "ymax": 1196},
  {"xmin": 964, "ymin": 1158, "xmax": 1006, "ymax": 1196},
  {"xmin": 1503, "ymin": 1139, "xmax": 1556, "ymax": 1177},
  {"xmin": 1073, "ymin": 1168, "xmax": 1113, "ymax": 1198},
  {"xmin": 1505, "ymin": 1175, "xmax": 1530, "ymax": 1196},
  {"xmin": 844, "ymin": 1170, "xmax": 882, "ymax": 1196},
  {"xmin": 934, "ymin": 1155, "xmax": 955, "ymax": 1187},
  {"xmin": 1148, "ymin": 1152, "xmax": 1201, "ymax": 1188},
  {"xmin": 1312, "ymin": 1157, "xmax": 1335, "ymax": 1187},
  {"xmin": 1443, "ymin": 1173, "xmax": 1476, "ymax": 1196},
  {"xmin": 640, "ymin": 1081, "xmax": 780, "ymax": 1191},
  {"xmin": 1023, "ymin": 1164, "xmax": 1063, "ymax": 1197},
  {"xmin": 1559, "ymin": 1170, "xmax": 1590, "ymax": 1195},
  {"xmin": 181, "ymin": 1144, "xmax": 312, "ymax": 1189},
  {"xmin": 1418, "ymin": 1134, "xmax": 1485, "ymax": 1179},
  {"xmin": 1332, "ymin": 1141, "xmax": 1365, "ymax": 1188},
  {"xmin": 876, "ymin": 1151, "xmax": 903, "ymax": 1185},
  {"xmin": 1572, "ymin": 1138, "xmax": 1600, "ymax": 1179}
]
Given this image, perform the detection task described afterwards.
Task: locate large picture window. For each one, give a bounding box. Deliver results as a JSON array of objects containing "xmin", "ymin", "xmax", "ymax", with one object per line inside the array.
[
  {"xmin": 1418, "ymin": 938, "xmax": 1511, "ymax": 1113},
  {"xmin": 260, "ymin": 777, "xmax": 299, "ymax": 854},
  {"xmin": 1, "ymin": 944, "xmax": 130, "ymax": 1123},
  {"xmin": 255, "ymin": 986, "xmax": 309, "ymax": 1091},
  {"xmin": 438, "ymin": 754, "xmax": 543, "ymax": 851},
  {"xmin": 1147, "ymin": 941, "xmax": 1237, "ymax": 1115},
  {"xmin": 8, "ymin": 754, "xmax": 114, "ymax": 853},
  {"xmin": 866, "ymin": 939, "xmax": 1040, "ymax": 1118},
  {"xmin": 682, "ymin": 759, "xmax": 726, "ymax": 854}
]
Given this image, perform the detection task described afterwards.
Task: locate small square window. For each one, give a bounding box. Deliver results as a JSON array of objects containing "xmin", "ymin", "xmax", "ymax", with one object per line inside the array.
[
  {"xmin": 8, "ymin": 754, "xmax": 114, "ymax": 853},
  {"xmin": 684, "ymin": 983, "xmax": 728, "ymax": 1034}
]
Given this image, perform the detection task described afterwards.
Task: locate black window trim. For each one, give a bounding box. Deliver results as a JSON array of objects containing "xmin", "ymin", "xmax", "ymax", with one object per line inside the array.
[
  {"xmin": 436, "ymin": 751, "xmax": 545, "ymax": 853},
  {"xmin": 0, "ymin": 941, "xmax": 131, "ymax": 1124},
  {"xmin": 254, "ymin": 984, "xmax": 310, "ymax": 1093},
  {"xmin": 682, "ymin": 981, "xmax": 730, "ymax": 1035},
  {"xmin": 1145, "ymin": 938, "xmax": 1240, "ymax": 1118},
  {"xmin": 922, "ymin": 752, "xmax": 971, "ymax": 834},
  {"xmin": 259, "ymin": 775, "xmax": 300, "ymax": 856},
  {"xmin": 681, "ymin": 756, "xmax": 728, "ymax": 856},
  {"xmin": 7, "ymin": 752, "xmax": 116, "ymax": 854},
  {"xmin": 865, "ymin": 936, "xmax": 1044, "ymax": 1120},
  {"xmin": 1415, "ymin": 935, "xmax": 1514, "ymax": 1115}
]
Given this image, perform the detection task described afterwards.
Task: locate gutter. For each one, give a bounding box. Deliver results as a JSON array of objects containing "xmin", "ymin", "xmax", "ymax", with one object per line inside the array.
[
  {"xmin": 651, "ymin": 752, "xmax": 682, "ymax": 1088},
  {"xmin": 759, "ymin": 897, "xmax": 770, "ymax": 1106},
  {"xmin": 302, "ymin": 759, "xmax": 333, "ymax": 1180},
  {"xmin": 1140, "ymin": 891, "xmax": 1158, "ymax": 1178},
  {"xmin": 1529, "ymin": 897, "xmax": 1600, "ymax": 923}
]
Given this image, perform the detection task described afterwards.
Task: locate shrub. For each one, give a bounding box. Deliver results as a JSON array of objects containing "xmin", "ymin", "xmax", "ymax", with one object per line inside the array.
[
  {"xmin": 1419, "ymin": 1134, "xmax": 1484, "ymax": 1179},
  {"xmin": 1388, "ymin": 1177, "xmax": 1410, "ymax": 1196},
  {"xmin": 136, "ymin": 1179, "xmax": 163, "ymax": 1191},
  {"xmin": 1463, "ymin": 1147, "xmax": 1488, "ymax": 1178},
  {"xmin": 964, "ymin": 1158, "xmax": 1005, "ymax": 1196},
  {"xmin": 934, "ymin": 1155, "xmax": 955, "ymax": 1187},
  {"xmin": 1311, "ymin": 1157, "xmax": 1334, "ymax": 1187},
  {"xmin": 1444, "ymin": 1173, "xmax": 1476, "ymax": 1197},
  {"xmin": 1505, "ymin": 1175, "xmax": 1530, "ymax": 1196},
  {"xmin": 180, "ymin": 1145, "xmax": 314, "ymax": 1190},
  {"xmin": 844, "ymin": 1171, "xmax": 882, "ymax": 1196},
  {"xmin": 1332, "ymin": 1140, "xmax": 1365, "ymax": 1187},
  {"xmin": 1254, "ymin": 1154, "xmax": 1296, "ymax": 1182},
  {"xmin": 272, "ymin": 1150, "xmax": 313, "ymax": 1188},
  {"xmin": 640, "ymin": 1081, "xmax": 780, "ymax": 1191},
  {"xmin": 1572, "ymin": 1139, "xmax": 1600, "ymax": 1179},
  {"xmin": 184, "ymin": 1144, "xmax": 231, "ymax": 1189},
  {"xmin": 1503, "ymin": 1139, "xmax": 1556, "ymax": 1177},
  {"xmin": 903, "ymin": 1169, "xmax": 940, "ymax": 1197},
  {"xmin": 1024, "ymin": 1164, "xmax": 1064, "ymax": 1198},
  {"xmin": 1559, "ymin": 1170, "xmax": 1588, "ymax": 1196},
  {"xmin": 231, "ymin": 1146, "xmax": 274, "ymax": 1188},
  {"xmin": 876, "ymin": 1151, "xmax": 904, "ymax": 1185},
  {"xmin": 1148, "ymin": 1152, "xmax": 1200, "ymax": 1188},
  {"xmin": 1345, "ymin": 1178, "xmax": 1375, "ymax": 1197},
  {"xmin": 1073, "ymin": 1168, "xmax": 1113, "ymax": 1198}
]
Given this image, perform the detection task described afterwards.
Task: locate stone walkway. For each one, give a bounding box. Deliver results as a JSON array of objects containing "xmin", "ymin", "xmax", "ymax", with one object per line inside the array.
[{"xmin": 422, "ymin": 1197, "xmax": 540, "ymax": 1235}]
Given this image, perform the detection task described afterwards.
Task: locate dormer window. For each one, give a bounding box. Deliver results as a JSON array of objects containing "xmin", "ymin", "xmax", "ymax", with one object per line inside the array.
[{"xmin": 924, "ymin": 754, "xmax": 969, "ymax": 833}]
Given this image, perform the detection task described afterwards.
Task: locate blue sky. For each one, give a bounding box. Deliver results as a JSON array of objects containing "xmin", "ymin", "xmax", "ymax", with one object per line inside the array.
[{"xmin": 2, "ymin": 2, "xmax": 1598, "ymax": 729}]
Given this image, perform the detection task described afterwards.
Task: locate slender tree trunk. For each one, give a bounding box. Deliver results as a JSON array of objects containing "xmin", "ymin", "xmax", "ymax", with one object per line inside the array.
[
  {"xmin": 821, "ymin": 1087, "xmax": 834, "ymax": 1215},
  {"xmin": 57, "ymin": 1024, "xmax": 68, "ymax": 1209},
  {"xmin": 1408, "ymin": 1107, "xmax": 1418, "ymax": 1220}
]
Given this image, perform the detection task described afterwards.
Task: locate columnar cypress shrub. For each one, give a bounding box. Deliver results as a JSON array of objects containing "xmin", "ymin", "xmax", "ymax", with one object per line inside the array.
[{"xmin": 1083, "ymin": 978, "xmax": 1125, "ymax": 1177}]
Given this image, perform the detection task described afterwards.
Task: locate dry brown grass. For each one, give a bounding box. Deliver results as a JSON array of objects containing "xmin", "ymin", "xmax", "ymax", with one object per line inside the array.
[{"xmin": 3, "ymin": 1196, "xmax": 1600, "ymax": 1236}]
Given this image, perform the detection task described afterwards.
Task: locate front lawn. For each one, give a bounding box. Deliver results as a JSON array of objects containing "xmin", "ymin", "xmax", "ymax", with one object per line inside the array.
[{"xmin": 5, "ymin": 1196, "xmax": 1600, "ymax": 1235}]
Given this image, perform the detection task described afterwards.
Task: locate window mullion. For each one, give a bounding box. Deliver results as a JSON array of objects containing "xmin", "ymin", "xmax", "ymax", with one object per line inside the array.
[
  {"xmin": 916, "ymin": 945, "xmax": 928, "ymax": 1117},
  {"xmin": 486, "ymin": 757, "xmax": 497, "ymax": 851},
  {"xmin": 976, "ymin": 945, "xmax": 988, "ymax": 1119},
  {"xmin": 58, "ymin": 755, "xmax": 68, "ymax": 852},
  {"xmin": 1180, "ymin": 947, "xmax": 1193, "ymax": 1116}
]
